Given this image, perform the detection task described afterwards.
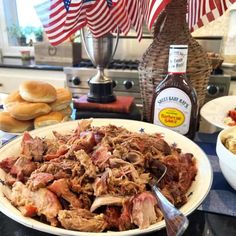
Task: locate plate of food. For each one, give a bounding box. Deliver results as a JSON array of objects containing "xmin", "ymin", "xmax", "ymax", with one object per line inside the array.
[
  {"xmin": 0, "ymin": 119, "xmax": 212, "ymax": 236},
  {"xmin": 200, "ymin": 96, "xmax": 236, "ymax": 130}
]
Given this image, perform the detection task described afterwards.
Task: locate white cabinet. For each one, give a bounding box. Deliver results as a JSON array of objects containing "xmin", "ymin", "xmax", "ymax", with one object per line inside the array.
[
  {"xmin": 0, "ymin": 68, "xmax": 66, "ymax": 94},
  {"xmin": 229, "ymin": 81, "xmax": 236, "ymax": 95}
]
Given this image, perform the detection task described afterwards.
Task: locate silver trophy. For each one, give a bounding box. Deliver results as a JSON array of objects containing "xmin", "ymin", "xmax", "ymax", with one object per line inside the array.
[{"xmin": 81, "ymin": 28, "xmax": 119, "ymax": 103}]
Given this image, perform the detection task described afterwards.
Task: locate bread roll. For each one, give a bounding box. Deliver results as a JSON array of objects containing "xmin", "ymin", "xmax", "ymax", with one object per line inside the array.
[
  {"xmin": 59, "ymin": 106, "xmax": 73, "ymax": 117},
  {"xmin": 8, "ymin": 102, "xmax": 51, "ymax": 120},
  {"xmin": 50, "ymin": 88, "xmax": 72, "ymax": 111},
  {"xmin": 19, "ymin": 80, "xmax": 57, "ymax": 103},
  {"xmin": 3, "ymin": 91, "xmax": 25, "ymax": 111},
  {"xmin": 34, "ymin": 111, "xmax": 64, "ymax": 129},
  {"xmin": 0, "ymin": 112, "xmax": 33, "ymax": 133}
]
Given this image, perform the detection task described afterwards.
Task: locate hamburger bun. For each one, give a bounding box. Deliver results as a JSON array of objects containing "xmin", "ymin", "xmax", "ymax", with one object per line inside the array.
[
  {"xmin": 50, "ymin": 88, "xmax": 72, "ymax": 111},
  {"xmin": 59, "ymin": 106, "xmax": 73, "ymax": 117},
  {"xmin": 0, "ymin": 112, "xmax": 33, "ymax": 133},
  {"xmin": 19, "ymin": 80, "xmax": 57, "ymax": 103},
  {"xmin": 3, "ymin": 91, "xmax": 25, "ymax": 111},
  {"xmin": 8, "ymin": 102, "xmax": 51, "ymax": 120},
  {"xmin": 34, "ymin": 111, "xmax": 64, "ymax": 129}
]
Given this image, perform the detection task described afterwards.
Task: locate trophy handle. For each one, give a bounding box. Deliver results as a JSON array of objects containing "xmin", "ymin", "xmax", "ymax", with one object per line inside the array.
[
  {"xmin": 80, "ymin": 28, "xmax": 97, "ymax": 66},
  {"xmin": 111, "ymin": 28, "xmax": 119, "ymax": 60},
  {"xmin": 81, "ymin": 28, "xmax": 119, "ymax": 66}
]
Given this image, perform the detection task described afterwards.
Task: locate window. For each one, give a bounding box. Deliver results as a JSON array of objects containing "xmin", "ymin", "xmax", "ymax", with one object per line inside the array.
[{"xmin": 0, "ymin": 0, "xmax": 43, "ymax": 56}]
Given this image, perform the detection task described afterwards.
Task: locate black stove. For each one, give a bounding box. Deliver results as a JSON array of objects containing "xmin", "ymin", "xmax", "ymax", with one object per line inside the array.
[
  {"xmin": 108, "ymin": 60, "xmax": 139, "ymax": 70},
  {"xmin": 64, "ymin": 59, "xmax": 142, "ymax": 106},
  {"xmin": 65, "ymin": 59, "xmax": 231, "ymax": 107}
]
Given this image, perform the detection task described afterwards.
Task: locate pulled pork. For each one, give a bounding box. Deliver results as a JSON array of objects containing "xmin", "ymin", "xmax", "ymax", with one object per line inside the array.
[{"xmin": 0, "ymin": 119, "xmax": 197, "ymax": 232}]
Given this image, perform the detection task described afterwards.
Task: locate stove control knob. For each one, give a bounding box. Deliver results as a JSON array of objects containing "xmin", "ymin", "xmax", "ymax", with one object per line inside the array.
[
  {"xmin": 123, "ymin": 80, "xmax": 133, "ymax": 89},
  {"xmin": 207, "ymin": 84, "xmax": 219, "ymax": 96},
  {"xmin": 112, "ymin": 80, "xmax": 117, "ymax": 88},
  {"xmin": 72, "ymin": 76, "xmax": 81, "ymax": 86}
]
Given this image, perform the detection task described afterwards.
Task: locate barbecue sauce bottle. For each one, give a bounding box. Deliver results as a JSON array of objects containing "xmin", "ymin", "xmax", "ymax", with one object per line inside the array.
[{"xmin": 151, "ymin": 45, "xmax": 198, "ymax": 139}]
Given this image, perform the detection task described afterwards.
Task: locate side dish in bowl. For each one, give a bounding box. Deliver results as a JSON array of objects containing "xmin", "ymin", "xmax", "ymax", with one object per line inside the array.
[
  {"xmin": 200, "ymin": 96, "xmax": 236, "ymax": 130},
  {"xmin": 223, "ymin": 108, "xmax": 236, "ymax": 127},
  {"xmin": 216, "ymin": 126, "xmax": 236, "ymax": 190}
]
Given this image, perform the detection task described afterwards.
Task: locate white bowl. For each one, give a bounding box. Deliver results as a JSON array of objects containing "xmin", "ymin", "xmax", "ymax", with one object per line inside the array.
[{"xmin": 216, "ymin": 126, "xmax": 236, "ymax": 190}]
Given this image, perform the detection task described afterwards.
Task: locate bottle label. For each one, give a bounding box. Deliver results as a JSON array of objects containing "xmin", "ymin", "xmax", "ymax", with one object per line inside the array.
[
  {"xmin": 168, "ymin": 46, "xmax": 188, "ymax": 73},
  {"xmin": 153, "ymin": 88, "xmax": 191, "ymax": 135}
]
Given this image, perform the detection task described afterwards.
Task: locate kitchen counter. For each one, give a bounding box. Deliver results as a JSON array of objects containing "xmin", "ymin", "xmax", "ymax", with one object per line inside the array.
[
  {"xmin": 0, "ymin": 62, "xmax": 66, "ymax": 94},
  {"xmin": 0, "ymin": 57, "xmax": 63, "ymax": 71},
  {"xmin": 1, "ymin": 57, "xmax": 236, "ymax": 81}
]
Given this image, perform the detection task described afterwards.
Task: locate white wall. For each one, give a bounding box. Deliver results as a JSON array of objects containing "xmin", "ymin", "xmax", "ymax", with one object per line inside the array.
[
  {"xmin": 192, "ymin": 3, "xmax": 236, "ymax": 63},
  {"xmin": 0, "ymin": 68, "xmax": 66, "ymax": 94}
]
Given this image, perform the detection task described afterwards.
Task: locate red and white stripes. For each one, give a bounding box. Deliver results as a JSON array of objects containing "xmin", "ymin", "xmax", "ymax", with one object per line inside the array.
[
  {"xmin": 86, "ymin": 0, "xmax": 116, "ymax": 38},
  {"xmin": 147, "ymin": 0, "xmax": 171, "ymax": 30},
  {"xmin": 35, "ymin": 0, "xmax": 236, "ymax": 46},
  {"xmin": 35, "ymin": 0, "xmax": 69, "ymax": 45},
  {"xmin": 188, "ymin": 0, "xmax": 236, "ymax": 32},
  {"xmin": 126, "ymin": 0, "xmax": 143, "ymax": 40}
]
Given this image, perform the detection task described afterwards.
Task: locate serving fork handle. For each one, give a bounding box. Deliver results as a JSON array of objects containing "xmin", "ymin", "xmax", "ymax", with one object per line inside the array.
[{"xmin": 152, "ymin": 185, "xmax": 189, "ymax": 236}]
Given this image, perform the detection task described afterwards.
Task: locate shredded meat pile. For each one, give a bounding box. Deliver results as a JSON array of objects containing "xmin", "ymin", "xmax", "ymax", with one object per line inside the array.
[{"xmin": 0, "ymin": 120, "xmax": 197, "ymax": 232}]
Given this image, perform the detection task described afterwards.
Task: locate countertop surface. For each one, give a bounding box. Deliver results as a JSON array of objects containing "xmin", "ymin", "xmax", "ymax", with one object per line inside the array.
[
  {"xmin": 0, "ymin": 57, "xmax": 63, "ymax": 71},
  {"xmin": 1, "ymin": 57, "xmax": 236, "ymax": 81}
]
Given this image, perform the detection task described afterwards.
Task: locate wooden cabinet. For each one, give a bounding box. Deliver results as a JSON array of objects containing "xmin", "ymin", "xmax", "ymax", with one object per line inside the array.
[
  {"xmin": 34, "ymin": 42, "xmax": 81, "ymax": 66},
  {"xmin": 229, "ymin": 81, "xmax": 236, "ymax": 95}
]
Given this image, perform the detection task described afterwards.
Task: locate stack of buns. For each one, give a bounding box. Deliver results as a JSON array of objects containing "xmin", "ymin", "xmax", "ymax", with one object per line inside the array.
[{"xmin": 0, "ymin": 80, "xmax": 72, "ymax": 133}]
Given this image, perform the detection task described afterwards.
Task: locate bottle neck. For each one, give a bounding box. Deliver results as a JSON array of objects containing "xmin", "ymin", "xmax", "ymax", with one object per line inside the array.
[
  {"xmin": 168, "ymin": 46, "xmax": 188, "ymax": 74},
  {"xmin": 153, "ymin": 0, "xmax": 189, "ymax": 38}
]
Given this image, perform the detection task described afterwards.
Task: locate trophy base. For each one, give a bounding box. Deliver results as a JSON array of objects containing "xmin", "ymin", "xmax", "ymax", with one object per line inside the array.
[{"xmin": 87, "ymin": 82, "xmax": 116, "ymax": 103}]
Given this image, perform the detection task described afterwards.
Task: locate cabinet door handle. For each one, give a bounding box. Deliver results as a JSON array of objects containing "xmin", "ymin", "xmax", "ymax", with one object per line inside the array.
[{"xmin": 48, "ymin": 46, "xmax": 57, "ymax": 56}]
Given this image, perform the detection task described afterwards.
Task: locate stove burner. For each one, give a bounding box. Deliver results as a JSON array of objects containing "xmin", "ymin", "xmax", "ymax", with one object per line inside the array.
[
  {"xmin": 108, "ymin": 60, "xmax": 139, "ymax": 70},
  {"xmin": 75, "ymin": 59, "xmax": 95, "ymax": 68},
  {"xmin": 74, "ymin": 59, "xmax": 139, "ymax": 70}
]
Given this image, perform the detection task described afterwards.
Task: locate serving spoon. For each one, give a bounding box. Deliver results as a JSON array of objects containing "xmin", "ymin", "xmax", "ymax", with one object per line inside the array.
[{"xmin": 149, "ymin": 160, "xmax": 189, "ymax": 236}]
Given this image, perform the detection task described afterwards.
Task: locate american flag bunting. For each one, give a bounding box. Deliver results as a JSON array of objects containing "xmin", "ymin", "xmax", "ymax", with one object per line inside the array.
[
  {"xmin": 35, "ymin": 0, "xmax": 95, "ymax": 45},
  {"xmin": 63, "ymin": 0, "xmax": 95, "ymax": 33},
  {"xmin": 140, "ymin": 0, "xmax": 149, "ymax": 23},
  {"xmin": 86, "ymin": 0, "xmax": 117, "ymax": 38},
  {"xmin": 147, "ymin": 0, "xmax": 171, "ymax": 30},
  {"xmin": 35, "ymin": 0, "xmax": 68, "ymax": 45},
  {"xmin": 126, "ymin": 0, "xmax": 143, "ymax": 41},
  {"xmin": 86, "ymin": 0, "xmax": 131, "ymax": 38},
  {"xmin": 35, "ymin": 0, "xmax": 236, "ymax": 46},
  {"xmin": 110, "ymin": 0, "xmax": 131, "ymax": 36},
  {"xmin": 187, "ymin": 0, "xmax": 236, "ymax": 31}
]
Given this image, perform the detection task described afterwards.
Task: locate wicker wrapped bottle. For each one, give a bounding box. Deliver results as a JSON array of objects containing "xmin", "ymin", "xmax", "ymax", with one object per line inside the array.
[{"xmin": 139, "ymin": 0, "xmax": 211, "ymax": 122}]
